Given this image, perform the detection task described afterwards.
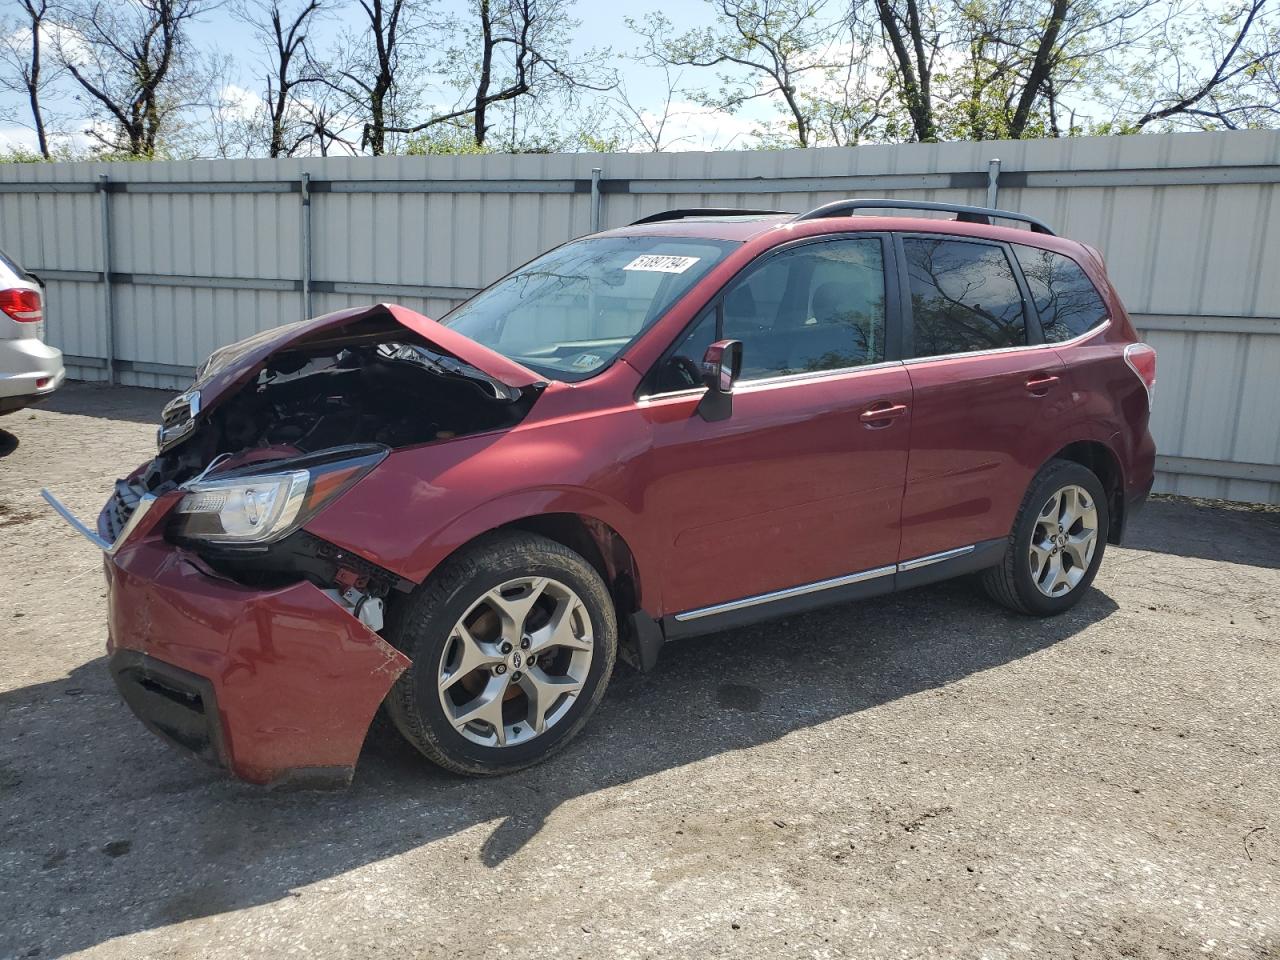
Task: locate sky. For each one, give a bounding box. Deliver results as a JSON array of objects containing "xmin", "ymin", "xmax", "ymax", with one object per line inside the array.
[{"xmin": 0, "ymin": 0, "xmax": 774, "ymax": 155}]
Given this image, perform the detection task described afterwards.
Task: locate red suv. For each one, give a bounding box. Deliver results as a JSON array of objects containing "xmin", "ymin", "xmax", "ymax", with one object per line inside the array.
[{"xmin": 46, "ymin": 199, "xmax": 1156, "ymax": 786}]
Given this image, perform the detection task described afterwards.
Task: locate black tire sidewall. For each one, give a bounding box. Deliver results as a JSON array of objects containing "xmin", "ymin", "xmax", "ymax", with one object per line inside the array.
[
  {"xmin": 395, "ymin": 541, "xmax": 617, "ymax": 773},
  {"xmin": 1011, "ymin": 463, "xmax": 1110, "ymax": 615}
]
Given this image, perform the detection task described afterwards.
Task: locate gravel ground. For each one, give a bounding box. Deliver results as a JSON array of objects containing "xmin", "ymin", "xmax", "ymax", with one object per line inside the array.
[{"xmin": 1, "ymin": 382, "xmax": 1278, "ymax": 960}]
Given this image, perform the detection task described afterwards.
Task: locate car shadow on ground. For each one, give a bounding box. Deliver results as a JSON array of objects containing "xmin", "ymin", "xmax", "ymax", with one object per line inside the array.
[
  {"xmin": 36, "ymin": 382, "xmax": 171, "ymax": 425},
  {"xmin": 1126, "ymin": 497, "xmax": 1280, "ymax": 569},
  {"xmin": 0, "ymin": 578, "xmax": 1118, "ymax": 958},
  {"xmin": 0, "ymin": 426, "xmax": 16, "ymax": 458}
]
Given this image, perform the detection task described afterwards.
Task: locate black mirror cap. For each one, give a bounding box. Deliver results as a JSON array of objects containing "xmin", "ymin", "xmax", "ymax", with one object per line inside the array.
[{"xmin": 696, "ymin": 339, "xmax": 742, "ymax": 422}]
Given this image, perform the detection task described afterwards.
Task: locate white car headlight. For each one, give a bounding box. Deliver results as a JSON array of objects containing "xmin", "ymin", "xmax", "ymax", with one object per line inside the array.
[
  {"xmin": 170, "ymin": 447, "xmax": 386, "ymax": 546},
  {"xmin": 174, "ymin": 471, "xmax": 309, "ymax": 543}
]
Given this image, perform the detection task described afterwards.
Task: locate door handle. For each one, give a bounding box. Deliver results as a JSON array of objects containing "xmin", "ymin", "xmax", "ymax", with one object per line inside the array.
[
  {"xmin": 860, "ymin": 402, "xmax": 908, "ymax": 426},
  {"xmin": 1024, "ymin": 373, "xmax": 1060, "ymax": 395}
]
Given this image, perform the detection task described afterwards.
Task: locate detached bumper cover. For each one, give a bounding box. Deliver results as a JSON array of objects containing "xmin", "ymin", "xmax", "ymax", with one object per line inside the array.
[{"xmin": 106, "ymin": 537, "xmax": 410, "ymax": 786}]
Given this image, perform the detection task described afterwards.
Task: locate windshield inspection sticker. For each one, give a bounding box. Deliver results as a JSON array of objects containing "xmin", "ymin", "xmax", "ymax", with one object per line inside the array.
[{"xmin": 623, "ymin": 254, "xmax": 701, "ymax": 274}]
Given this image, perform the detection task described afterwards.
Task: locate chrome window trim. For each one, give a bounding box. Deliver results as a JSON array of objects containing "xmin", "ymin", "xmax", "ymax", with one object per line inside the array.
[
  {"xmin": 902, "ymin": 318, "xmax": 1111, "ymax": 365},
  {"xmin": 638, "ymin": 358, "xmax": 905, "ymax": 403},
  {"xmin": 735, "ymin": 359, "xmax": 904, "ymax": 392},
  {"xmin": 673, "ymin": 542, "xmax": 988, "ymax": 622}
]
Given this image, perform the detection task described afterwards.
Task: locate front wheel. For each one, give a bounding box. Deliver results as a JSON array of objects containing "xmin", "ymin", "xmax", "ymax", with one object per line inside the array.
[
  {"xmin": 385, "ymin": 532, "xmax": 617, "ymax": 775},
  {"xmin": 982, "ymin": 459, "xmax": 1110, "ymax": 616}
]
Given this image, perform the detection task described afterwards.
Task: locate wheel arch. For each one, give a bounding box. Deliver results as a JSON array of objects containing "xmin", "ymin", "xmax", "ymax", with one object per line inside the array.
[
  {"xmin": 1049, "ymin": 439, "xmax": 1126, "ymax": 543},
  {"xmin": 401, "ymin": 498, "xmax": 666, "ymax": 672}
]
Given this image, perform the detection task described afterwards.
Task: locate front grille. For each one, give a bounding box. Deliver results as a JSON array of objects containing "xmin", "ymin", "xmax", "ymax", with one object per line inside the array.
[
  {"xmin": 99, "ymin": 479, "xmax": 146, "ymax": 543},
  {"xmin": 157, "ymin": 389, "xmax": 201, "ymax": 452}
]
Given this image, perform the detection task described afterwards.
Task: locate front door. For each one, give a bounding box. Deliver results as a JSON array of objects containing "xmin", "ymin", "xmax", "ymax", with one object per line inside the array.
[{"xmin": 637, "ymin": 236, "xmax": 912, "ymax": 618}]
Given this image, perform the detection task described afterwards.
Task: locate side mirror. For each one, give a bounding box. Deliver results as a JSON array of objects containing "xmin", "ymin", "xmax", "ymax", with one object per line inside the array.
[{"xmin": 696, "ymin": 339, "xmax": 742, "ymax": 422}]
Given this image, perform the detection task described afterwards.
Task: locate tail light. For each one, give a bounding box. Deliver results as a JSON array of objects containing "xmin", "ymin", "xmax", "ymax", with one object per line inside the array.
[
  {"xmin": 0, "ymin": 287, "xmax": 42, "ymax": 323},
  {"xmin": 1124, "ymin": 342, "xmax": 1156, "ymax": 408}
]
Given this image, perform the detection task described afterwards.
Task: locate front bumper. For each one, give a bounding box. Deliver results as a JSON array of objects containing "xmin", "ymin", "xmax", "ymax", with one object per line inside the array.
[
  {"xmin": 0, "ymin": 337, "xmax": 64, "ymax": 413},
  {"xmin": 101, "ymin": 516, "xmax": 410, "ymax": 787}
]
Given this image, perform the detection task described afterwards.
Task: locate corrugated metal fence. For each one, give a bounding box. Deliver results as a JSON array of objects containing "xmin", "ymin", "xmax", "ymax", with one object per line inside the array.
[{"xmin": 0, "ymin": 130, "xmax": 1277, "ymax": 502}]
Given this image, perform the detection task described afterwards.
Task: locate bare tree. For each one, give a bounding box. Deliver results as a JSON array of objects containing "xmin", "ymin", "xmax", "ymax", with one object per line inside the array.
[
  {"xmin": 966, "ymin": 0, "xmax": 1165, "ymax": 138},
  {"xmin": 1131, "ymin": 0, "xmax": 1279, "ymax": 129},
  {"xmin": 317, "ymin": 0, "xmax": 431, "ymax": 156},
  {"xmin": 860, "ymin": 0, "xmax": 944, "ymax": 141},
  {"xmin": 381, "ymin": 0, "xmax": 615, "ymax": 150},
  {"xmin": 631, "ymin": 0, "xmax": 855, "ymax": 148},
  {"xmin": 234, "ymin": 0, "xmax": 327, "ymax": 157},
  {"xmin": 854, "ymin": 0, "xmax": 1171, "ymax": 141},
  {"xmin": 54, "ymin": 0, "xmax": 217, "ymax": 157},
  {"xmin": 0, "ymin": 0, "xmax": 58, "ymax": 158},
  {"xmin": 611, "ymin": 65, "xmax": 695, "ymax": 151}
]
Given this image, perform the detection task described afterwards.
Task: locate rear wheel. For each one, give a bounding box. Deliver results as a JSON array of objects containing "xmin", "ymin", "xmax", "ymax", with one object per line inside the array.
[
  {"xmin": 982, "ymin": 459, "xmax": 1109, "ymax": 616},
  {"xmin": 386, "ymin": 532, "xmax": 617, "ymax": 775}
]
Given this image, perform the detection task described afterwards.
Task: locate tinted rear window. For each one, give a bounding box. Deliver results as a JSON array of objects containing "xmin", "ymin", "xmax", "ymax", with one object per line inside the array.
[
  {"xmin": 903, "ymin": 238, "xmax": 1026, "ymax": 357},
  {"xmin": 1013, "ymin": 245, "xmax": 1109, "ymax": 342}
]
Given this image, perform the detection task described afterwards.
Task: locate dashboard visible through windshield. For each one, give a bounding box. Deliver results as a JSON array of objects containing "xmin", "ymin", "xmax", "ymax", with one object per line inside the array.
[{"xmin": 441, "ymin": 236, "xmax": 739, "ymax": 381}]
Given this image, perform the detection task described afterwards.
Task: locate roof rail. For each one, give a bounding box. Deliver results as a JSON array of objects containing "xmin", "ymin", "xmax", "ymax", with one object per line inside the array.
[
  {"xmin": 794, "ymin": 198, "xmax": 1056, "ymax": 236},
  {"xmin": 630, "ymin": 207, "xmax": 792, "ymax": 226}
]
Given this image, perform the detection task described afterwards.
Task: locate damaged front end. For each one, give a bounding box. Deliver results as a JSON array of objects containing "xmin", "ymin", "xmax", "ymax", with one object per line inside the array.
[
  {"xmin": 49, "ymin": 303, "xmax": 548, "ymax": 786},
  {"xmin": 105, "ymin": 303, "xmax": 545, "ymax": 614}
]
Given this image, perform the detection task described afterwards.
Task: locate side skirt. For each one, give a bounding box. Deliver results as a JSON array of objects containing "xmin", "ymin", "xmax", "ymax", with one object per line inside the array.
[{"xmin": 662, "ymin": 537, "xmax": 1006, "ymax": 642}]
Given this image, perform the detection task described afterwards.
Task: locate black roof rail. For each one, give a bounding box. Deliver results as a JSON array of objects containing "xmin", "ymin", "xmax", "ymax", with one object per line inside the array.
[
  {"xmin": 794, "ymin": 198, "xmax": 1056, "ymax": 236},
  {"xmin": 630, "ymin": 207, "xmax": 792, "ymax": 225}
]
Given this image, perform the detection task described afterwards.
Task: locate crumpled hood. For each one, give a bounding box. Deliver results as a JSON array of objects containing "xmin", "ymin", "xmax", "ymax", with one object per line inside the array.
[{"xmin": 189, "ymin": 303, "xmax": 543, "ymax": 410}]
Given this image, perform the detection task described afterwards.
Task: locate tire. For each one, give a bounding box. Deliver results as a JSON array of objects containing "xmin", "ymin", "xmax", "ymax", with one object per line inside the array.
[
  {"xmin": 385, "ymin": 531, "xmax": 617, "ymax": 776},
  {"xmin": 981, "ymin": 459, "xmax": 1110, "ymax": 616}
]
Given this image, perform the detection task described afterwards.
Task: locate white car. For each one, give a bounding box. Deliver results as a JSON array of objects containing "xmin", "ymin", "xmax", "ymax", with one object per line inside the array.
[{"xmin": 0, "ymin": 247, "xmax": 64, "ymax": 415}]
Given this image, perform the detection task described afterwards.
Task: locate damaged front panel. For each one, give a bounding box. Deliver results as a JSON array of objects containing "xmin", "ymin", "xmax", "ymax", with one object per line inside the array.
[{"xmin": 103, "ymin": 305, "xmax": 546, "ymax": 601}]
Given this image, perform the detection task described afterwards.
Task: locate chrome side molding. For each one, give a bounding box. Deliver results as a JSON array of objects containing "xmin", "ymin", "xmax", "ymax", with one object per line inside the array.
[
  {"xmin": 41, "ymin": 488, "xmax": 158, "ymax": 554},
  {"xmin": 674, "ymin": 564, "xmax": 897, "ymax": 622},
  {"xmin": 897, "ymin": 544, "xmax": 975, "ymax": 572},
  {"xmin": 673, "ymin": 543, "xmax": 982, "ymax": 622}
]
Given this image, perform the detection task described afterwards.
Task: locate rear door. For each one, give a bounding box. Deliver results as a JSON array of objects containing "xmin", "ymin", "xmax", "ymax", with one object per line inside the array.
[
  {"xmin": 639, "ymin": 234, "xmax": 912, "ymax": 618},
  {"xmin": 897, "ymin": 233, "xmax": 1070, "ymax": 562}
]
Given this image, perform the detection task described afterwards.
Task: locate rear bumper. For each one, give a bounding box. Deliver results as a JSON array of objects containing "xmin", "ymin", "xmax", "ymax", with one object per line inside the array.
[
  {"xmin": 105, "ymin": 534, "xmax": 410, "ymax": 787},
  {"xmin": 0, "ymin": 338, "xmax": 64, "ymax": 412}
]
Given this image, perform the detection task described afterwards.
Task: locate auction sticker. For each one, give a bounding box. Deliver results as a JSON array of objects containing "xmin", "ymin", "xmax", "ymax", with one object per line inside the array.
[{"xmin": 623, "ymin": 255, "xmax": 701, "ymax": 274}]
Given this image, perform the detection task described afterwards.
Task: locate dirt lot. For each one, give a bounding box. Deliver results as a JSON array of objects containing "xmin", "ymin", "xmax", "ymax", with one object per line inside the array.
[{"xmin": 1, "ymin": 382, "xmax": 1277, "ymax": 960}]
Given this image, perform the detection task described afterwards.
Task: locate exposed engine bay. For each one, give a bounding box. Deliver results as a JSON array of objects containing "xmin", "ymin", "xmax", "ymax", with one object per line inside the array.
[{"xmin": 100, "ymin": 310, "xmax": 544, "ymax": 605}]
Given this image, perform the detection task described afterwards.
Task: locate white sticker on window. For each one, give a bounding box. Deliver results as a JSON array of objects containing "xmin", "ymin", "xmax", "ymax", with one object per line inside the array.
[{"xmin": 623, "ymin": 254, "xmax": 701, "ymax": 274}]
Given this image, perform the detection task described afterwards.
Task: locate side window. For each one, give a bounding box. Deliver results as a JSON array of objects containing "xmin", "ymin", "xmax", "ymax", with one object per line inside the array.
[
  {"xmin": 1013, "ymin": 245, "xmax": 1109, "ymax": 342},
  {"xmin": 722, "ymin": 238, "xmax": 887, "ymax": 381},
  {"xmin": 647, "ymin": 309, "xmax": 717, "ymax": 394},
  {"xmin": 903, "ymin": 238, "xmax": 1027, "ymax": 357}
]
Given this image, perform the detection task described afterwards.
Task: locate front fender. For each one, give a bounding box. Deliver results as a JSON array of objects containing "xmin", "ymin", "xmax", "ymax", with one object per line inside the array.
[{"xmin": 303, "ymin": 406, "xmax": 662, "ymax": 611}]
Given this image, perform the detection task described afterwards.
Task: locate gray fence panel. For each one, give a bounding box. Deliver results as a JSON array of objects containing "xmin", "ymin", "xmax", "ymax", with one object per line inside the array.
[{"xmin": 0, "ymin": 130, "xmax": 1277, "ymax": 502}]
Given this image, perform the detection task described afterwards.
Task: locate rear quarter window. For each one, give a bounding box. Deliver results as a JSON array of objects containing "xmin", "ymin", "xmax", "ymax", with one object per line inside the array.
[{"xmin": 1013, "ymin": 245, "xmax": 1109, "ymax": 342}]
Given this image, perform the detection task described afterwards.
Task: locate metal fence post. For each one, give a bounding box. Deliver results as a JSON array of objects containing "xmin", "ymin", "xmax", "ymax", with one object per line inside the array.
[
  {"xmin": 986, "ymin": 158, "xmax": 1002, "ymax": 208},
  {"xmin": 300, "ymin": 172, "xmax": 313, "ymax": 320},
  {"xmin": 590, "ymin": 167, "xmax": 602, "ymax": 233},
  {"xmin": 97, "ymin": 174, "xmax": 115, "ymax": 385}
]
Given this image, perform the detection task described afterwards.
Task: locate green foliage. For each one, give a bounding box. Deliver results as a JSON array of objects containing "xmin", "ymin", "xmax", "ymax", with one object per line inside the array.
[{"xmin": 404, "ymin": 126, "xmax": 493, "ymax": 155}]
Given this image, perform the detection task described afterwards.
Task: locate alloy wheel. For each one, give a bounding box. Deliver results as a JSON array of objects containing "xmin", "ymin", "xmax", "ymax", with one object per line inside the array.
[
  {"xmin": 437, "ymin": 576, "xmax": 594, "ymax": 747},
  {"xmin": 1029, "ymin": 483, "xmax": 1099, "ymax": 597}
]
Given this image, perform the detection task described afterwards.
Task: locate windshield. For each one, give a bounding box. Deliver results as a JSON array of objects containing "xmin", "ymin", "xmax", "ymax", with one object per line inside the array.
[{"xmin": 442, "ymin": 236, "xmax": 739, "ymax": 380}]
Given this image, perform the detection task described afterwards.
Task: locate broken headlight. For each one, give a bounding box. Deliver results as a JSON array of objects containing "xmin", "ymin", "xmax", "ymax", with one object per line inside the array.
[{"xmin": 170, "ymin": 446, "xmax": 386, "ymax": 545}]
